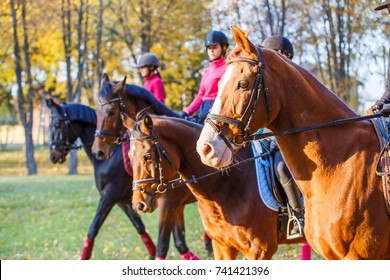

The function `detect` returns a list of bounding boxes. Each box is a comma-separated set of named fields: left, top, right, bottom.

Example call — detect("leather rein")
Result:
left=129, top=124, right=269, bottom=198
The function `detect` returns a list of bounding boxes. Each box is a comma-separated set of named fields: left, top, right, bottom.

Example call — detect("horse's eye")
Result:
left=108, top=109, right=115, bottom=116
left=143, top=154, right=152, bottom=162
left=238, top=81, right=249, bottom=89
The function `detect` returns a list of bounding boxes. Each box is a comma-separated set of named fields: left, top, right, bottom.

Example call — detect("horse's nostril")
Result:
left=202, top=144, right=214, bottom=159
left=137, top=202, right=146, bottom=212
left=96, top=150, right=104, bottom=158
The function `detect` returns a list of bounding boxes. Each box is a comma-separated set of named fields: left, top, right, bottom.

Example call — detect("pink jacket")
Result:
left=144, top=73, right=165, bottom=103
left=184, top=57, right=226, bottom=116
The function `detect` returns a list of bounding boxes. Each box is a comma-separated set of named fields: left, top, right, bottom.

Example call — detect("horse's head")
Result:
left=92, top=73, right=128, bottom=160
left=122, top=113, right=178, bottom=214
left=197, top=25, right=278, bottom=168
left=46, top=98, right=80, bottom=164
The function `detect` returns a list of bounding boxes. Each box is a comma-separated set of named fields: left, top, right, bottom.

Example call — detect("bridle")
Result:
left=205, top=47, right=271, bottom=151
left=94, top=90, right=127, bottom=145
left=49, top=112, right=82, bottom=153
left=130, top=130, right=182, bottom=198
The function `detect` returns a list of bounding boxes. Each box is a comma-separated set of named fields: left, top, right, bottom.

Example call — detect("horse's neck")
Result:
left=159, top=120, right=241, bottom=200
left=77, top=122, right=97, bottom=163
left=268, top=69, right=377, bottom=194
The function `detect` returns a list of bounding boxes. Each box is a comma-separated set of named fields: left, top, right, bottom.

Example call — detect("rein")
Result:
left=247, top=112, right=389, bottom=141
left=167, top=151, right=268, bottom=189
left=130, top=124, right=270, bottom=196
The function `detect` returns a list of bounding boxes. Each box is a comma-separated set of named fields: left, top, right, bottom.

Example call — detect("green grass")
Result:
left=0, top=145, right=321, bottom=260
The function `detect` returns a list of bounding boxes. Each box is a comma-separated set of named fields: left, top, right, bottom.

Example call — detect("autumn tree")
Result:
left=9, top=0, right=37, bottom=174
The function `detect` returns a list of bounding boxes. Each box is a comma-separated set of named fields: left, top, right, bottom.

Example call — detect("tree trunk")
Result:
left=10, top=0, right=37, bottom=175
left=61, top=0, right=78, bottom=174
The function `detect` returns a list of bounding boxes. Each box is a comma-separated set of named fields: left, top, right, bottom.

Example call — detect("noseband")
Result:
left=205, top=48, right=270, bottom=150
left=94, top=93, right=127, bottom=145
left=130, top=130, right=181, bottom=198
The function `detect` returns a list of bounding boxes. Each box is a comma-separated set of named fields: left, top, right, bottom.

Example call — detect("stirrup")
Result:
left=286, top=204, right=304, bottom=240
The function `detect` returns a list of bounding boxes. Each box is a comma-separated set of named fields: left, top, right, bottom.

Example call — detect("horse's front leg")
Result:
left=172, top=205, right=200, bottom=260
left=82, top=193, right=115, bottom=260
left=156, top=201, right=176, bottom=260
left=212, top=239, right=239, bottom=260
left=117, top=202, right=156, bottom=259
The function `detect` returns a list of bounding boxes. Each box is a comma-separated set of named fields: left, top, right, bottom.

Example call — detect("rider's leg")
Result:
left=274, top=150, right=304, bottom=236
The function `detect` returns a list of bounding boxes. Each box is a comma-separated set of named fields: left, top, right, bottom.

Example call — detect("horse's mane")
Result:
left=131, top=114, right=202, bottom=139
left=58, top=103, right=96, bottom=124
left=228, top=43, right=354, bottom=113
left=100, top=81, right=180, bottom=118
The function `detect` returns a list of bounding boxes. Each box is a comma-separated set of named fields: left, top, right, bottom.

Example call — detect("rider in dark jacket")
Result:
left=371, top=1, right=390, bottom=112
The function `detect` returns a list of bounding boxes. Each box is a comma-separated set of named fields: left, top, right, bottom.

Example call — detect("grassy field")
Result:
left=0, top=145, right=320, bottom=260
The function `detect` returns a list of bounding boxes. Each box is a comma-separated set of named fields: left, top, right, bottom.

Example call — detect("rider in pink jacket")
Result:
left=179, top=31, right=229, bottom=123
left=136, top=52, right=165, bottom=103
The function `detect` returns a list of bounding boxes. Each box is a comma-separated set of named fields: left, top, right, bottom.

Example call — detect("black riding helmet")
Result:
left=205, top=30, right=229, bottom=48
left=263, top=35, right=294, bottom=59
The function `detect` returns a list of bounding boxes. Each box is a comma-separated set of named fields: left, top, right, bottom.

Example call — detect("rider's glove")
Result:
left=178, top=111, right=188, bottom=119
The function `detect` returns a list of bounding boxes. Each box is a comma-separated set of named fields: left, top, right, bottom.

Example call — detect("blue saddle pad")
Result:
left=251, top=140, right=281, bottom=212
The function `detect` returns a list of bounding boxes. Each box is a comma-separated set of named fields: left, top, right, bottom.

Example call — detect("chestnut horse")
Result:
left=46, top=99, right=156, bottom=259
left=197, top=25, right=390, bottom=259
left=91, top=74, right=206, bottom=260
left=123, top=113, right=306, bottom=260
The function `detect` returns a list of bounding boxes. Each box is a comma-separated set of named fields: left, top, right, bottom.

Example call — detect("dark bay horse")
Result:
left=47, top=99, right=156, bottom=259
left=91, top=74, right=205, bottom=260
left=47, top=99, right=200, bottom=260
left=123, top=113, right=306, bottom=259
left=197, top=25, right=390, bottom=259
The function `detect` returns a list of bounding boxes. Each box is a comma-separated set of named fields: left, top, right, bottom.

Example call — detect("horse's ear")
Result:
left=101, top=73, right=110, bottom=88
left=120, top=112, right=136, bottom=130
left=112, top=76, right=127, bottom=96
left=46, top=97, right=61, bottom=112
left=231, top=25, right=258, bottom=56
left=143, top=115, right=154, bottom=131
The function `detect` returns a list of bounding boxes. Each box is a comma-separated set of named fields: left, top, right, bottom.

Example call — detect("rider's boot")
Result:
left=283, top=178, right=305, bottom=239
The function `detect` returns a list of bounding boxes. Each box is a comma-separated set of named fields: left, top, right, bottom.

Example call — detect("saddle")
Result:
left=372, top=118, right=390, bottom=216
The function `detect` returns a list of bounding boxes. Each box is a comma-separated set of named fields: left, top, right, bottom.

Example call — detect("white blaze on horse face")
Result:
left=196, top=66, right=234, bottom=168
left=210, top=65, right=234, bottom=115
left=130, top=144, right=137, bottom=158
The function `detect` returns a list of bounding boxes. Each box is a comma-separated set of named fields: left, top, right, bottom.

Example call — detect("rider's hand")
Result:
left=371, top=103, right=383, bottom=113
left=379, top=104, right=390, bottom=117
left=178, top=111, right=188, bottom=119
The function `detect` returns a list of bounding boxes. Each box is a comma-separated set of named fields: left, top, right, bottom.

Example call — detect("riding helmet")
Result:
left=136, top=52, right=161, bottom=68
left=263, top=35, right=294, bottom=59
left=205, top=31, right=229, bottom=48
left=375, top=0, right=390, bottom=11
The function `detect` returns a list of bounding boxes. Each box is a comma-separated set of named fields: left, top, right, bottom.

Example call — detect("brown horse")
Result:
left=196, top=25, right=390, bottom=259
left=91, top=74, right=206, bottom=260
left=123, top=113, right=306, bottom=259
